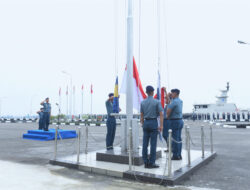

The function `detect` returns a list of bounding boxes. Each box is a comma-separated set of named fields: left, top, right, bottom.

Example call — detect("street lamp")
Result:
left=238, top=40, right=250, bottom=45
left=62, top=70, right=73, bottom=117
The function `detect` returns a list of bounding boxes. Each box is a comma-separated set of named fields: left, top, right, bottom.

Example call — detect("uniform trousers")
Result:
left=169, top=119, right=184, bottom=158
left=142, top=119, right=158, bottom=165
left=106, top=116, right=116, bottom=150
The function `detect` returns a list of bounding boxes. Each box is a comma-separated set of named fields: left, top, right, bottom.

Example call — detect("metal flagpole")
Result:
left=157, top=0, right=161, bottom=75
left=66, top=86, right=69, bottom=117
left=73, top=86, right=75, bottom=117
left=91, top=84, right=93, bottom=115
left=126, top=0, right=134, bottom=171
left=81, top=85, right=84, bottom=116
left=59, top=87, right=61, bottom=116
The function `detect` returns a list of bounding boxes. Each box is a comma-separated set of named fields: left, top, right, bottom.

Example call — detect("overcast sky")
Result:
left=0, top=0, right=250, bottom=116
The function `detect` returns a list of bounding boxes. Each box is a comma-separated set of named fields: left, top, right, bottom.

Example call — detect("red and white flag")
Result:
left=120, top=57, right=147, bottom=111
left=90, top=84, right=93, bottom=94
left=81, top=84, right=84, bottom=91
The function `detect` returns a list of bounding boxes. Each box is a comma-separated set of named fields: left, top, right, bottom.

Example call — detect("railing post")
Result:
left=201, top=125, right=205, bottom=158
left=168, top=129, right=172, bottom=177
left=185, top=125, right=188, bottom=149
left=186, top=126, right=191, bottom=166
left=210, top=125, right=214, bottom=153
left=54, top=125, right=59, bottom=160
left=85, top=125, right=89, bottom=154
left=77, top=126, right=81, bottom=163
left=128, top=127, right=133, bottom=171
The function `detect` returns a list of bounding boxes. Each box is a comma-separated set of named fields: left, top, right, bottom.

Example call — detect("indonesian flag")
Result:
left=91, top=84, right=93, bottom=94
left=120, top=57, right=147, bottom=111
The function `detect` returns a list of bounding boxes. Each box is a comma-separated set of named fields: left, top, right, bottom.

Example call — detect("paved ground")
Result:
left=0, top=121, right=249, bottom=190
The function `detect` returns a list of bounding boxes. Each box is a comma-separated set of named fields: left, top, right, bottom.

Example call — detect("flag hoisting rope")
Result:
left=113, top=0, right=119, bottom=113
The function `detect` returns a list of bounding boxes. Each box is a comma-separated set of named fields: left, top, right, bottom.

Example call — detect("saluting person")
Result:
left=166, top=89, right=183, bottom=160
left=140, top=86, right=163, bottom=169
left=105, top=93, right=116, bottom=150
left=40, top=97, right=51, bottom=131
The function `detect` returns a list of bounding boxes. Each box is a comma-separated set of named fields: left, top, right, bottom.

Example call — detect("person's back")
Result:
left=141, top=96, right=162, bottom=119
left=140, top=86, right=163, bottom=169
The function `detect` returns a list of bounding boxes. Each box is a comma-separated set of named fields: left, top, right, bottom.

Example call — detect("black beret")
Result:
left=108, top=93, right=114, bottom=97
left=171, top=89, right=180, bottom=95
left=146, top=86, right=154, bottom=93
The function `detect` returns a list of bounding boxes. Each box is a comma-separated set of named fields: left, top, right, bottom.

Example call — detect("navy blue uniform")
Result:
left=163, top=105, right=171, bottom=143
left=38, top=112, right=44, bottom=130
left=42, top=103, right=51, bottom=131
left=106, top=100, right=116, bottom=150
left=141, top=96, right=163, bottom=165
left=167, top=97, right=183, bottom=158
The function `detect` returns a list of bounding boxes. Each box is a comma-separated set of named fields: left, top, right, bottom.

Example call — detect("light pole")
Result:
left=238, top=40, right=250, bottom=45
left=62, top=71, right=73, bottom=117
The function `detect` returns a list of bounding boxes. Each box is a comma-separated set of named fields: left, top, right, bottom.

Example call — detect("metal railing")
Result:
left=52, top=122, right=214, bottom=178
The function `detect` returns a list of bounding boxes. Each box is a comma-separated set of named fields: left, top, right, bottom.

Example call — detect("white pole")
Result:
left=66, top=88, right=69, bottom=117
left=157, top=0, right=161, bottom=70
left=73, top=86, right=75, bottom=117
left=81, top=88, right=84, bottom=116
left=70, top=76, right=73, bottom=118
left=126, top=0, right=134, bottom=126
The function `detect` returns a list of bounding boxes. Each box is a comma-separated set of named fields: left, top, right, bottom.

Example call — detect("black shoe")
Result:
left=164, top=149, right=169, bottom=153
left=144, top=163, right=149, bottom=168
left=147, top=164, right=160, bottom=169
left=171, top=157, right=181, bottom=160
left=44, top=129, right=48, bottom=131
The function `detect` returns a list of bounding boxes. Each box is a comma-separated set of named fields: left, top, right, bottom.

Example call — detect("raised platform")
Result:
left=23, top=129, right=77, bottom=141
left=96, top=148, right=162, bottom=166
left=49, top=147, right=216, bottom=185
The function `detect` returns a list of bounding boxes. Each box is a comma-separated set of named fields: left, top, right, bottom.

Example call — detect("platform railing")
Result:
left=52, top=122, right=215, bottom=178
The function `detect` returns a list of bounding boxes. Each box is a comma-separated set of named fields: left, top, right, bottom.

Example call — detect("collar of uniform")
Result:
left=147, top=96, right=153, bottom=99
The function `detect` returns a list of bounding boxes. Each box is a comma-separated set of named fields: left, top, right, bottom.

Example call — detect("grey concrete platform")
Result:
left=96, top=148, right=162, bottom=166
left=49, top=147, right=216, bottom=186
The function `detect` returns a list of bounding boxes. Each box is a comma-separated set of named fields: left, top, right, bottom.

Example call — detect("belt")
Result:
left=145, top=118, right=157, bottom=120
left=169, top=118, right=182, bottom=120
left=164, top=118, right=169, bottom=120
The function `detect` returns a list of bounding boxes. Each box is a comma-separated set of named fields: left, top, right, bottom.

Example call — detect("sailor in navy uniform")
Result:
left=105, top=93, right=116, bottom=150
left=140, top=86, right=163, bottom=168
left=40, top=97, right=51, bottom=131
left=37, top=108, right=44, bottom=130
left=166, top=89, right=183, bottom=160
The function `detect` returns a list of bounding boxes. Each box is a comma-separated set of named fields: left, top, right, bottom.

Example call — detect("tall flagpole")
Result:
left=81, top=84, right=84, bottom=116
left=66, top=86, right=69, bottom=116
left=90, top=84, right=93, bottom=115
left=59, top=87, right=61, bottom=114
left=73, top=85, right=75, bottom=117
left=126, top=0, right=133, bottom=121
